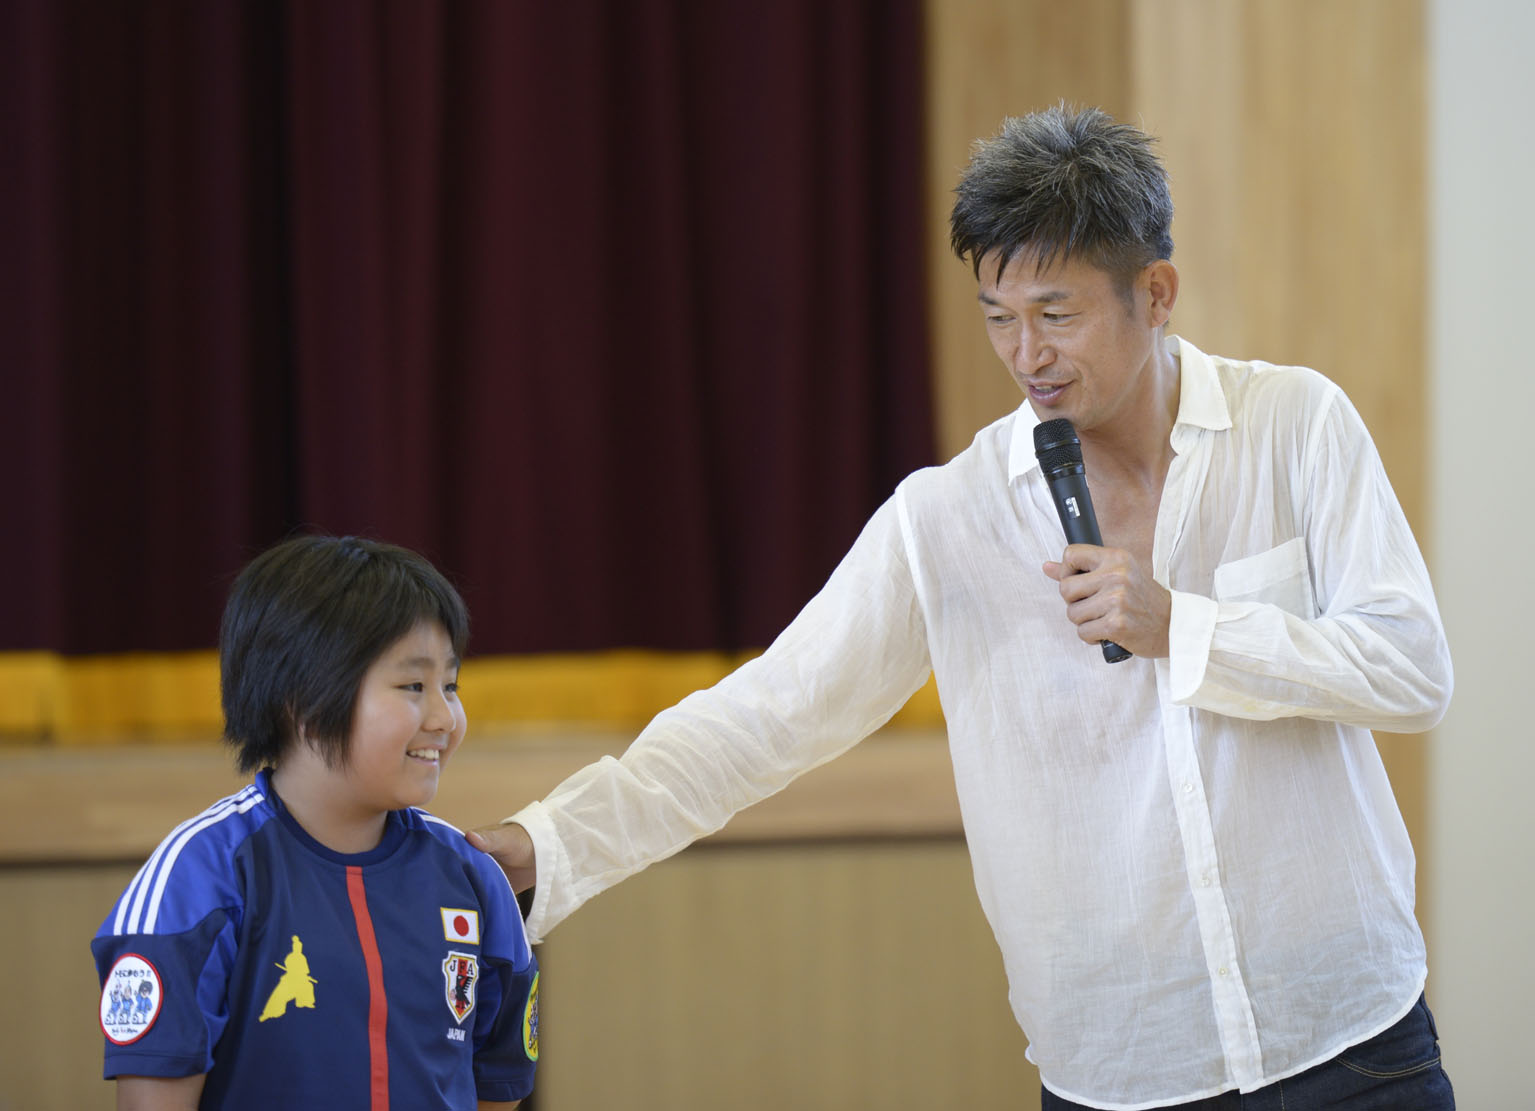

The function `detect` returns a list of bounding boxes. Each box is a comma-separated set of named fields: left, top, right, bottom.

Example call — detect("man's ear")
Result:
left=1144, top=259, right=1179, bottom=327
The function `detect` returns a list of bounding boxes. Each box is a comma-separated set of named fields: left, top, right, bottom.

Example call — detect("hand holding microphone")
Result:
left=1033, top=418, right=1132, bottom=664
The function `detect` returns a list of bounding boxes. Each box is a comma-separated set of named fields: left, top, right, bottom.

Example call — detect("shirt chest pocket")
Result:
left=1211, top=535, right=1317, bottom=619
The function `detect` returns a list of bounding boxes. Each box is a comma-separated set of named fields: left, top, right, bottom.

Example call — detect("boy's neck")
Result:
left=269, top=761, right=389, bottom=854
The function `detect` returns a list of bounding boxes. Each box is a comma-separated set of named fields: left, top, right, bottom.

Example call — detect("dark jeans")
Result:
left=1041, top=995, right=1454, bottom=1110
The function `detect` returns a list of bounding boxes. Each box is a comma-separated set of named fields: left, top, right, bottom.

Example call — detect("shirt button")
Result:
left=1183, top=782, right=1195, bottom=794
left=1218, top=967, right=1229, bottom=976
left=1201, top=874, right=1213, bottom=887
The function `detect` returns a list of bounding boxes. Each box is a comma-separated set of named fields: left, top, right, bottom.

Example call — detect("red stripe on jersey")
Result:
left=346, top=866, right=390, bottom=1109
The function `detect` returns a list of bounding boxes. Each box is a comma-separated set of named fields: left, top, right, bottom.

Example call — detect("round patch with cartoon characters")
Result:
left=100, top=953, right=163, bottom=1045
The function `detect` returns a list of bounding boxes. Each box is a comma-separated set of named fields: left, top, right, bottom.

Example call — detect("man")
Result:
left=470, top=105, right=1454, bottom=1108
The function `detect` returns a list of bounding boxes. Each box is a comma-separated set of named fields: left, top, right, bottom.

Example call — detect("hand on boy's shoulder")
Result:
left=467, top=823, right=536, bottom=894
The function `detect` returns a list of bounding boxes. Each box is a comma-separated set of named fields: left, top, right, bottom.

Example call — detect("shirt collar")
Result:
left=1006, top=334, right=1232, bottom=481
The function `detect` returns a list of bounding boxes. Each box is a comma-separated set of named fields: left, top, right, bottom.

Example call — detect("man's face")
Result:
left=977, top=250, right=1169, bottom=436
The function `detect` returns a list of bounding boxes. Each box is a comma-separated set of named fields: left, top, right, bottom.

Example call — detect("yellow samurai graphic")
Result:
left=259, top=935, right=317, bottom=1022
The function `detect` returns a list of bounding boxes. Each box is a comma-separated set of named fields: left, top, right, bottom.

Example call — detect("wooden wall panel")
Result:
left=0, top=864, right=137, bottom=1111
left=926, top=0, right=1426, bottom=508
left=924, top=0, right=1429, bottom=931
left=1128, top=0, right=1431, bottom=919
left=1129, top=0, right=1427, bottom=522
left=534, top=841, right=1036, bottom=1110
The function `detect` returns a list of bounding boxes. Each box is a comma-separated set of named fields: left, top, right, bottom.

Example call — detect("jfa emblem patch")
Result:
left=443, top=951, right=479, bottom=1024
left=100, top=954, right=163, bottom=1045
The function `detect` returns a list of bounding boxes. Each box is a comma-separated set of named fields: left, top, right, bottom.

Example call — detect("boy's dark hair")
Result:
left=219, top=534, right=469, bottom=774
left=949, top=104, right=1174, bottom=298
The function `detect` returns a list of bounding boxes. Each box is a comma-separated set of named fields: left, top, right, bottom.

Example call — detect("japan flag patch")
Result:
left=441, top=907, right=480, bottom=945
left=100, top=954, right=163, bottom=1045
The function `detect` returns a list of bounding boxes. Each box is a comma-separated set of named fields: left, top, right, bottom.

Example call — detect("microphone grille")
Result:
left=1032, top=418, right=1083, bottom=467
left=1036, top=442, right=1083, bottom=474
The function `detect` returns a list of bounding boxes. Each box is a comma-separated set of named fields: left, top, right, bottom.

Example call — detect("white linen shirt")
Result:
left=510, top=336, right=1453, bottom=1109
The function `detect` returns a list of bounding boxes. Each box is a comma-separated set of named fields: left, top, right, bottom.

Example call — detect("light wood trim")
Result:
left=0, top=728, right=959, bottom=865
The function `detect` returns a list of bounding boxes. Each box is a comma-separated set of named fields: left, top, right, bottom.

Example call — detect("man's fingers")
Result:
left=1041, top=544, right=1171, bottom=657
left=1061, top=543, right=1111, bottom=574
left=467, top=822, right=537, bottom=893
left=465, top=827, right=498, bottom=852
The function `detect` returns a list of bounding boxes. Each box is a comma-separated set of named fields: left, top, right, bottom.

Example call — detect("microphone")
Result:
left=1032, top=418, right=1132, bottom=663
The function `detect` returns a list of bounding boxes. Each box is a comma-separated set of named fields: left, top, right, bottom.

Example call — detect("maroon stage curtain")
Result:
left=0, top=0, right=934, bottom=656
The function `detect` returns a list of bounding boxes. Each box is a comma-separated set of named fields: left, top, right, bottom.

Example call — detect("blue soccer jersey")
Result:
left=92, top=770, right=538, bottom=1108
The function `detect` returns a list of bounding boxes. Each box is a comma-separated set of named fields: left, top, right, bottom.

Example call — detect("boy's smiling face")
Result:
left=342, top=619, right=467, bottom=812
left=273, top=619, right=466, bottom=851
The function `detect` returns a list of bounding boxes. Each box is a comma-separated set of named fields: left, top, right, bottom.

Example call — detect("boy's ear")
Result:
left=284, top=705, right=313, bottom=754
left=290, top=716, right=351, bottom=770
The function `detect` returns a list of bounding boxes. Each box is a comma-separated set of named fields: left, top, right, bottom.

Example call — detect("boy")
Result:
left=92, top=535, right=538, bottom=1109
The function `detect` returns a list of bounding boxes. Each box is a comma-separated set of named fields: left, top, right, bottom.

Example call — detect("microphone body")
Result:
left=1032, top=418, right=1132, bottom=664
